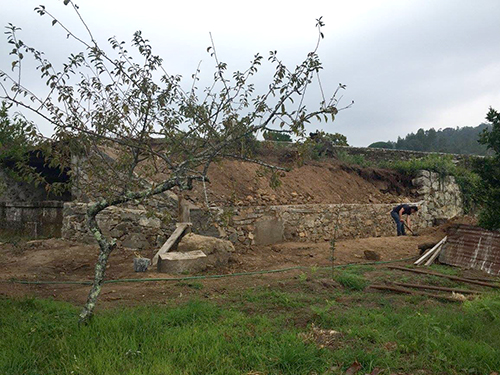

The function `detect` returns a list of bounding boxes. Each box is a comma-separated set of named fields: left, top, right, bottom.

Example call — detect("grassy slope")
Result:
left=1, top=266, right=500, bottom=375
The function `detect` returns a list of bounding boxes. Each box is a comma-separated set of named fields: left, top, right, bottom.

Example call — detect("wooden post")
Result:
left=178, top=194, right=191, bottom=223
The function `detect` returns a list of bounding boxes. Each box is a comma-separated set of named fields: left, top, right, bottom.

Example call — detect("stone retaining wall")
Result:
left=220, top=203, right=421, bottom=246
left=0, top=201, right=64, bottom=238
left=61, top=168, right=464, bottom=248
left=62, top=203, right=175, bottom=250
left=412, top=170, right=463, bottom=226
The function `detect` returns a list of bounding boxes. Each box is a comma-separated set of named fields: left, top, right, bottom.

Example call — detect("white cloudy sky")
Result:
left=1, top=0, right=500, bottom=146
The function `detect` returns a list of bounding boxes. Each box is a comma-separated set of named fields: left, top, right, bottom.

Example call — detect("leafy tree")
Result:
left=476, top=107, right=500, bottom=230
left=0, top=103, right=39, bottom=162
left=262, top=130, right=292, bottom=142
left=368, top=141, right=394, bottom=149
left=0, top=102, right=65, bottom=193
left=0, top=5, right=344, bottom=322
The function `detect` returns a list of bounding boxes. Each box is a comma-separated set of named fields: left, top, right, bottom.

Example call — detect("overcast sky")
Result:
left=1, top=0, right=500, bottom=146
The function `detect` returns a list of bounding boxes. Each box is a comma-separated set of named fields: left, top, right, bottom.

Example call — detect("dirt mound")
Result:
left=186, top=159, right=411, bottom=206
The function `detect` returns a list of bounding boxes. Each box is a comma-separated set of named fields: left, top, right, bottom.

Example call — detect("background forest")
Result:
left=369, top=124, right=492, bottom=155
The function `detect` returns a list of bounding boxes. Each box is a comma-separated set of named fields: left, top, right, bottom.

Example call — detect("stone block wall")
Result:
left=60, top=168, right=464, bottom=248
left=412, top=170, right=463, bottom=226
left=62, top=202, right=175, bottom=250
left=0, top=201, right=64, bottom=238
left=220, top=203, right=422, bottom=246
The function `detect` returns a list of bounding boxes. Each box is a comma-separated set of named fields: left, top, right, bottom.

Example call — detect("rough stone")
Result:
left=122, top=233, right=151, bottom=250
left=133, top=257, right=151, bottom=272
left=364, top=250, right=381, bottom=261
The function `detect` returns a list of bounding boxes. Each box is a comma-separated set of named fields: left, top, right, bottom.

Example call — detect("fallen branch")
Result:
left=393, top=282, right=483, bottom=294
left=369, top=284, right=458, bottom=302
left=388, top=266, right=500, bottom=289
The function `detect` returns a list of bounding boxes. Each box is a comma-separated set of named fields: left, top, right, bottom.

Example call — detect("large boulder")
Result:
left=176, top=233, right=235, bottom=269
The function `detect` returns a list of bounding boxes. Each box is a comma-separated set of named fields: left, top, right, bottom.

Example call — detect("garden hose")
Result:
left=1, top=256, right=418, bottom=286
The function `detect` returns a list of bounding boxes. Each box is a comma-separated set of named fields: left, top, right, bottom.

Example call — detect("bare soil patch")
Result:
left=185, top=159, right=412, bottom=206
left=0, top=225, right=446, bottom=309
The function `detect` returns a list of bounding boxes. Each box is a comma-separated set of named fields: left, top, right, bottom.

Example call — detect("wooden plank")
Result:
left=414, top=236, right=447, bottom=265
left=369, top=284, right=458, bottom=302
left=388, top=266, right=500, bottom=289
left=393, top=282, right=483, bottom=294
left=152, top=223, right=191, bottom=266
left=424, top=241, right=445, bottom=266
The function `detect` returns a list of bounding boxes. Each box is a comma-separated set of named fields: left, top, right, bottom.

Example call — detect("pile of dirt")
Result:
left=185, top=159, right=412, bottom=206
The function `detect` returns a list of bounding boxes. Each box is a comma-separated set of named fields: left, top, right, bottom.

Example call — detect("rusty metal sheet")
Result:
left=439, top=225, right=500, bottom=276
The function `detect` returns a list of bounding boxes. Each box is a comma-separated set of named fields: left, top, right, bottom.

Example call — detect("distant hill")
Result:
left=368, top=124, right=492, bottom=155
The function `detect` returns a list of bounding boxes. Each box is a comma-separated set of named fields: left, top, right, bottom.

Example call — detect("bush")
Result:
left=335, top=150, right=372, bottom=168
left=476, top=107, right=500, bottom=230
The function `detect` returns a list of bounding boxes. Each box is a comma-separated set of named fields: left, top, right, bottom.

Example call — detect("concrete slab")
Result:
left=254, top=218, right=284, bottom=246
left=157, top=250, right=207, bottom=274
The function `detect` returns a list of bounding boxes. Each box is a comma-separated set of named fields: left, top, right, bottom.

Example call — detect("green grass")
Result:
left=0, top=298, right=327, bottom=375
left=2, top=268, right=500, bottom=374
left=333, top=270, right=369, bottom=291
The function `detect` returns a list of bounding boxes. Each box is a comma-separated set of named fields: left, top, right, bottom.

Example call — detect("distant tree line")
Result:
left=369, top=124, right=492, bottom=155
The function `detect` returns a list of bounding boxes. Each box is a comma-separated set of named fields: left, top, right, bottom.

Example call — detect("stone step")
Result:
left=157, top=250, right=207, bottom=274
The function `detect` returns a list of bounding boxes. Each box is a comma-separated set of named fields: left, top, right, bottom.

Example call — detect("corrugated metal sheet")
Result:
left=439, top=225, right=500, bottom=276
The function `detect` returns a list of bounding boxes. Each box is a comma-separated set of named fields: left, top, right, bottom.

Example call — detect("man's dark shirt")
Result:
left=392, top=204, right=412, bottom=215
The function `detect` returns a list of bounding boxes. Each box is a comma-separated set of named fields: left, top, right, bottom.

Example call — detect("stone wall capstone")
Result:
left=330, top=145, right=480, bottom=168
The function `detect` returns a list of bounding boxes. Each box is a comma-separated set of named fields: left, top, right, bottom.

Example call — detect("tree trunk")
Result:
left=79, top=207, right=115, bottom=324
left=78, top=240, right=112, bottom=323
left=77, top=178, right=184, bottom=323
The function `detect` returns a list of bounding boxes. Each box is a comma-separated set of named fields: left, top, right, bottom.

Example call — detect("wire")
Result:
left=0, top=256, right=418, bottom=286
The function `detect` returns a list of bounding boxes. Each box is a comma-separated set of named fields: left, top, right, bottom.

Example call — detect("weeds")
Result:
left=335, top=150, right=372, bottom=167
left=334, top=270, right=368, bottom=291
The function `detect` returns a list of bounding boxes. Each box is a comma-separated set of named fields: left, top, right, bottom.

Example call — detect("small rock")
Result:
left=364, top=250, right=381, bottom=261
left=133, top=257, right=151, bottom=272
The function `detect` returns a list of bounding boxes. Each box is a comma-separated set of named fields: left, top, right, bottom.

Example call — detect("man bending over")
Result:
left=390, top=204, right=418, bottom=236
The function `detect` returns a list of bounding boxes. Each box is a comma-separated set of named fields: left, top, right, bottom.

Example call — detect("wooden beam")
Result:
left=414, top=236, right=447, bottom=266
left=388, top=266, right=500, bottom=289
left=423, top=241, right=445, bottom=266
left=393, top=282, right=483, bottom=294
left=369, top=284, right=458, bottom=302
left=152, top=222, right=191, bottom=266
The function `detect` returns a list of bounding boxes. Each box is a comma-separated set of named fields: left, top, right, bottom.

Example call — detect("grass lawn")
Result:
left=1, top=266, right=500, bottom=375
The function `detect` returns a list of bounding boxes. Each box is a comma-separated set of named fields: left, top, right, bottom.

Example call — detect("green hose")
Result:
left=1, top=256, right=418, bottom=286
